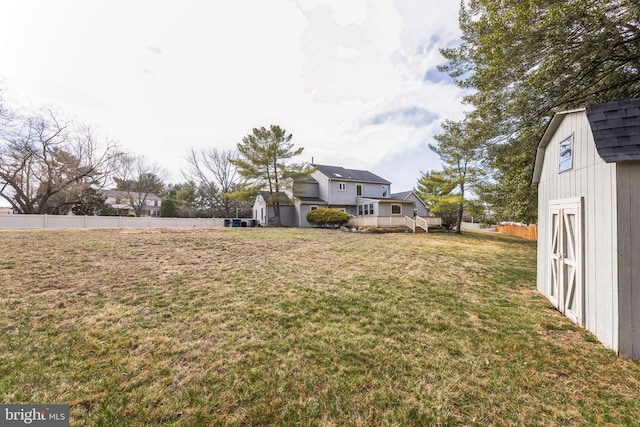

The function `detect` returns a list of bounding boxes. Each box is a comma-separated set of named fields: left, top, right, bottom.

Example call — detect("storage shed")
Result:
left=532, top=98, right=640, bottom=359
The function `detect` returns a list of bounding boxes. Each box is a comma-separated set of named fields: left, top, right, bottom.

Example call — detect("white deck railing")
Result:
left=348, top=216, right=440, bottom=232
left=415, top=216, right=429, bottom=233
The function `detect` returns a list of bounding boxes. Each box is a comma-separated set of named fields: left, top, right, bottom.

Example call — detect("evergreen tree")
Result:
left=428, top=120, right=483, bottom=234
left=440, top=0, right=640, bottom=222
left=230, top=125, right=313, bottom=226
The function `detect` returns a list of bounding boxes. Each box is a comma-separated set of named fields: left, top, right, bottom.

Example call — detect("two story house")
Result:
left=101, top=189, right=162, bottom=217
left=253, top=164, right=429, bottom=229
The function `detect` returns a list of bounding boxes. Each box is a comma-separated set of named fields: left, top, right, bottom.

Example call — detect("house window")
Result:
left=310, top=205, right=318, bottom=211
left=358, top=205, right=363, bottom=216
left=391, top=204, right=402, bottom=215
left=364, top=204, right=369, bottom=215
left=339, top=182, right=347, bottom=191
left=559, top=134, right=573, bottom=173
left=356, top=184, right=363, bottom=196
left=381, top=185, right=389, bottom=198
left=369, top=203, right=374, bottom=215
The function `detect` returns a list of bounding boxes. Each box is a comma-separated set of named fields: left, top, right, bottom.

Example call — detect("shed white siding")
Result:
left=536, top=110, right=618, bottom=350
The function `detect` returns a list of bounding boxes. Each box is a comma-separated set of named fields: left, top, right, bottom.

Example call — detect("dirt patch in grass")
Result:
left=1, top=228, right=639, bottom=425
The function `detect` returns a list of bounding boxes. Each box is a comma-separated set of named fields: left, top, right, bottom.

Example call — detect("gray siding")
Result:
left=311, top=169, right=391, bottom=206
left=616, top=162, right=640, bottom=358
left=264, top=205, right=295, bottom=227
left=400, top=192, right=429, bottom=216
left=294, top=182, right=319, bottom=198
left=297, top=204, right=313, bottom=227
left=295, top=203, right=328, bottom=227
left=377, top=202, right=413, bottom=217
left=361, top=182, right=389, bottom=199
left=328, top=181, right=357, bottom=205
left=537, top=110, right=618, bottom=351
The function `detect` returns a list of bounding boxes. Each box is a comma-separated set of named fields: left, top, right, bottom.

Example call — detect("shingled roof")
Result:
left=314, top=165, right=391, bottom=184
left=586, top=98, right=640, bottom=163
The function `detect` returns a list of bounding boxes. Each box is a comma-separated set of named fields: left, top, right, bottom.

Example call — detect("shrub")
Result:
left=306, top=208, right=350, bottom=228
left=161, top=199, right=177, bottom=217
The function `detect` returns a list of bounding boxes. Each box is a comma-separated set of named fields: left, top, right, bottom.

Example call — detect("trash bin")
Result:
left=224, top=219, right=231, bottom=227
left=241, top=221, right=247, bottom=227
left=232, top=219, right=242, bottom=227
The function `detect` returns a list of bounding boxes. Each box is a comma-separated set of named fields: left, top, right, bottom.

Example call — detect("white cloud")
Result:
left=0, top=0, right=465, bottom=192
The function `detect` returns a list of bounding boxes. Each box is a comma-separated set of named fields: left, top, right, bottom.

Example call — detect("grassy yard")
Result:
left=1, top=227, right=639, bottom=426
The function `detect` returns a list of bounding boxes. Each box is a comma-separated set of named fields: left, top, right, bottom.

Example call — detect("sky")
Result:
left=0, top=0, right=468, bottom=193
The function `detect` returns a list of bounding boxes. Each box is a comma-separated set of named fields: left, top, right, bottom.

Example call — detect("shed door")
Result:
left=549, top=199, right=583, bottom=325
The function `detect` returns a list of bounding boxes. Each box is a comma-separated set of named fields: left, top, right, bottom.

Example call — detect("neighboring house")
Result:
left=0, top=207, right=13, bottom=215
left=252, top=164, right=431, bottom=230
left=532, top=98, right=640, bottom=359
left=101, top=189, right=162, bottom=217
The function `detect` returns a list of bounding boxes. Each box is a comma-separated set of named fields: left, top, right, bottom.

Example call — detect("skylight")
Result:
left=334, top=173, right=342, bottom=177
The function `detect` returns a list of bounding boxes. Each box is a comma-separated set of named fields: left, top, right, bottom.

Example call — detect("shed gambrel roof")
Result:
left=533, top=98, right=640, bottom=184
left=585, top=98, right=640, bottom=163
left=314, top=165, right=391, bottom=184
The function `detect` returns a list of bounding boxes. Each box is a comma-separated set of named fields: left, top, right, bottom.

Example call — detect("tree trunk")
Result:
left=273, top=202, right=281, bottom=227
left=455, top=202, right=463, bottom=234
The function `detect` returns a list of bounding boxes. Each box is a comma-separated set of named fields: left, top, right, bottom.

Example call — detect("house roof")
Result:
left=391, top=190, right=429, bottom=209
left=585, top=98, right=640, bottom=163
left=390, top=190, right=413, bottom=200
left=296, top=175, right=318, bottom=184
left=296, top=196, right=327, bottom=204
left=259, top=191, right=293, bottom=205
left=314, top=164, right=391, bottom=184
left=359, top=197, right=415, bottom=204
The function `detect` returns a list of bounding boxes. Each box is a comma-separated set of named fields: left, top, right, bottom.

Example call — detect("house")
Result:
left=253, top=191, right=297, bottom=226
left=101, top=189, right=162, bottom=217
left=390, top=190, right=430, bottom=217
left=0, top=207, right=13, bottom=215
left=253, top=164, right=430, bottom=231
left=532, top=98, right=640, bottom=359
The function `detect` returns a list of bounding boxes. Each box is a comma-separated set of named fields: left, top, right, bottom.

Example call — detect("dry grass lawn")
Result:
left=1, top=227, right=639, bottom=426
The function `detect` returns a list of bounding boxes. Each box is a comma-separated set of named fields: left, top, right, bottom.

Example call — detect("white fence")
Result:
left=461, top=221, right=497, bottom=232
left=0, top=214, right=227, bottom=230
left=348, top=216, right=441, bottom=229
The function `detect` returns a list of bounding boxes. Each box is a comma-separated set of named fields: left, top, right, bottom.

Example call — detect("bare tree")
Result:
left=183, top=147, right=243, bottom=217
left=113, top=154, right=167, bottom=217
left=0, top=93, right=13, bottom=127
left=0, top=108, right=120, bottom=214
